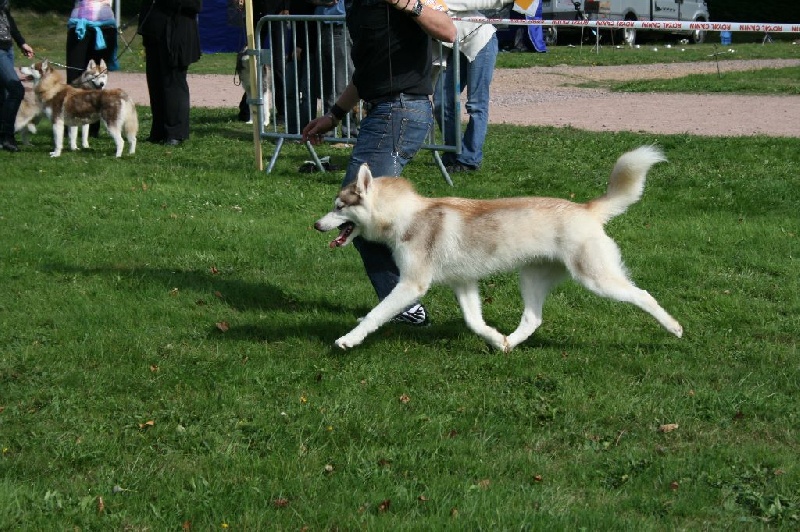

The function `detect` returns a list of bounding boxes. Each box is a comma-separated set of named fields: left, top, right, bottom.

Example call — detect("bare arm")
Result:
left=386, top=0, right=457, bottom=43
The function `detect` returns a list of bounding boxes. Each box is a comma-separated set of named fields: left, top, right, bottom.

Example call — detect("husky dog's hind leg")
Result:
left=505, top=262, right=568, bottom=351
left=124, top=102, right=138, bottom=155
left=565, top=235, right=683, bottom=338
left=451, top=282, right=508, bottom=351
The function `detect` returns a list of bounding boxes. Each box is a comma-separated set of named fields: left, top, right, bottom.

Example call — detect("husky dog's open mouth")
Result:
left=330, top=222, right=355, bottom=248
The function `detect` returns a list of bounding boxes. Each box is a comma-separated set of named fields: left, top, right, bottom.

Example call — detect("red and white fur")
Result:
left=16, top=59, right=109, bottom=146
left=314, top=146, right=683, bottom=352
left=23, top=60, right=137, bottom=157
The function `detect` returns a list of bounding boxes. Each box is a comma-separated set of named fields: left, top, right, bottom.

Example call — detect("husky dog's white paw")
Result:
left=502, top=337, right=512, bottom=353
left=49, top=151, right=61, bottom=157
left=335, top=331, right=365, bottom=350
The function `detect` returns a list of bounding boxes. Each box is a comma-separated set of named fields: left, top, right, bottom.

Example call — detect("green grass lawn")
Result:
left=1, top=110, right=798, bottom=529
left=2, top=9, right=798, bottom=530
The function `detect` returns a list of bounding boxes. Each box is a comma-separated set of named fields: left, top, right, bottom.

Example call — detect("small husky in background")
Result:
left=23, top=60, right=137, bottom=158
left=314, top=146, right=683, bottom=352
left=236, top=47, right=272, bottom=126
left=16, top=59, right=110, bottom=146
left=72, top=58, right=109, bottom=90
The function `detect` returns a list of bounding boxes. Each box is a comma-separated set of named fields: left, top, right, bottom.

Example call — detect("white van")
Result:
left=541, top=0, right=710, bottom=45
left=605, top=0, right=711, bottom=44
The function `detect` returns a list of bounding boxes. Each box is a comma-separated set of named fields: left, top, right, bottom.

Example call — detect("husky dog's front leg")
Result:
left=50, top=119, right=65, bottom=157
left=336, top=282, right=426, bottom=349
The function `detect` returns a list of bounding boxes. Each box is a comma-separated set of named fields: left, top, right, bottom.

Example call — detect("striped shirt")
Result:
left=70, top=0, right=115, bottom=22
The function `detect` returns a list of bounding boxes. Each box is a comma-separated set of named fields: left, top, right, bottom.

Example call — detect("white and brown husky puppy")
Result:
left=16, top=59, right=110, bottom=146
left=314, top=146, right=683, bottom=352
left=23, top=60, right=137, bottom=157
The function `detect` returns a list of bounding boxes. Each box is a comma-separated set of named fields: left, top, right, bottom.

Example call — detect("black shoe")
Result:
left=164, top=138, right=184, bottom=146
left=445, top=163, right=478, bottom=173
left=2, top=137, right=19, bottom=152
left=146, top=136, right=165, bottom=144
left=391, top=304, right=430, bottom=326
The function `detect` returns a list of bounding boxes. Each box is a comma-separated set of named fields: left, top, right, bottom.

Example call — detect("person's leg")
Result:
left=432, top=48, right=457, bottom=166
left=143, top=37, right=167, bottom=142
left=283, top=58, right=304, bottom=135
left=149, top=32, right=190, bottom=143
left=320, top=25, right=334, bottom=112
left=98, top=25, right=118, bottom=69
left=324, top=25, right=356, bottom=135
left=345, top=97, right=433, bottom=301
left=268, top=21, right=286, bottom=121
left=457, top=34, right=498, bottom=169
left=329, top=25, right=352, bottom=108
left=287, top=22, right=320, bottom=135
left=162, top=64, right=191, bottom=141
left=65, top=27, right=90, bottom=86
left=0, top=48, right=24, bottom=149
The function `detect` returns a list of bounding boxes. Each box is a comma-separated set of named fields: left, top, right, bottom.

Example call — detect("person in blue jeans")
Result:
left=433, top=8, right=499, bottom=173
left=0, top=0, right=35, bottom=152
left=302, top=0, right=455, bottom=326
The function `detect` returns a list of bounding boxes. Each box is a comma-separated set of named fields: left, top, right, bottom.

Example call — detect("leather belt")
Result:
left=364, top=93, right=430, bottom=114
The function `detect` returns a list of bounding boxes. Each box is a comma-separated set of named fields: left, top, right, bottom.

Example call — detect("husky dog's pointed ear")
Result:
left=87, top=59, right=96, bottom=69
left=41, top=59, right=49, bottom=71
left=355, top=163, right=373, bottom=196
left=99, top=59, right=107, bottom=70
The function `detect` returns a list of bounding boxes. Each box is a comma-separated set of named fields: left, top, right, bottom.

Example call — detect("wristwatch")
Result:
left=409, top=0, right=424, bottom=17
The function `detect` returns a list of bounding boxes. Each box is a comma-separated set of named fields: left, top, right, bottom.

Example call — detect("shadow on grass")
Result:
left=44, top=262, right=349, bottom=314
left=215, top=319, right=475, bottom=351
left=42, top=262, right=672, bottom=351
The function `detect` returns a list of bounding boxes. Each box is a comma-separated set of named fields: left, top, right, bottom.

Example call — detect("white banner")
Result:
left=452, top=17, right=800, bottom=34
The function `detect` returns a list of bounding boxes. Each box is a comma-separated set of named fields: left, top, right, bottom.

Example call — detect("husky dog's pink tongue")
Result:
left=330, top=222, right=354, bottom=248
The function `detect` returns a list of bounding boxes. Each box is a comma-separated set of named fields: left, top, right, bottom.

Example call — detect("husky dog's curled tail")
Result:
left=588, top=145, right=667, bottom=224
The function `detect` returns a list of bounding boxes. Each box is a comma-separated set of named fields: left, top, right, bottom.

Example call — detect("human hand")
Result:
left=21, top=44, right=34, bottom=59
left=302, top=115, right=336, bottom=145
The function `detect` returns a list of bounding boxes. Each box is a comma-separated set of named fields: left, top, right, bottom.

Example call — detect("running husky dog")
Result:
left=16, top=59, right=110, bottom=146
left=23, top=60, right=137, bottom=157
left=314, top=146, right=683, bottom=352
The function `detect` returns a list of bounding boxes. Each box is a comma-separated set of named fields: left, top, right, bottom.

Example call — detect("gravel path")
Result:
left=105, top=58, right=800, bottom=137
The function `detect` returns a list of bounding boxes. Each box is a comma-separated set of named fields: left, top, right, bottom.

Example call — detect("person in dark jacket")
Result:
left=138, top=0, right=202, bottom=146
left=0, top=0, right=35, bottom=152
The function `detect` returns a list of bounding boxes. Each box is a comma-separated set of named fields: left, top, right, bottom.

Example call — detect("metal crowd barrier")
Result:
left=250, top=14, right=462, bottom=185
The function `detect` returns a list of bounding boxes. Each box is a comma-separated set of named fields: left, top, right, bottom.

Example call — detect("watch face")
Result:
left=412, top=0, right=423, bottom=15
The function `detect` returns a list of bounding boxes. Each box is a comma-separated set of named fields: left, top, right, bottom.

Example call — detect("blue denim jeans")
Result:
left=0, top=47, right=25, bottom=138
left=433, top=34, right=498, bottom=168
left=343, top=95, right=433, bottom=300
